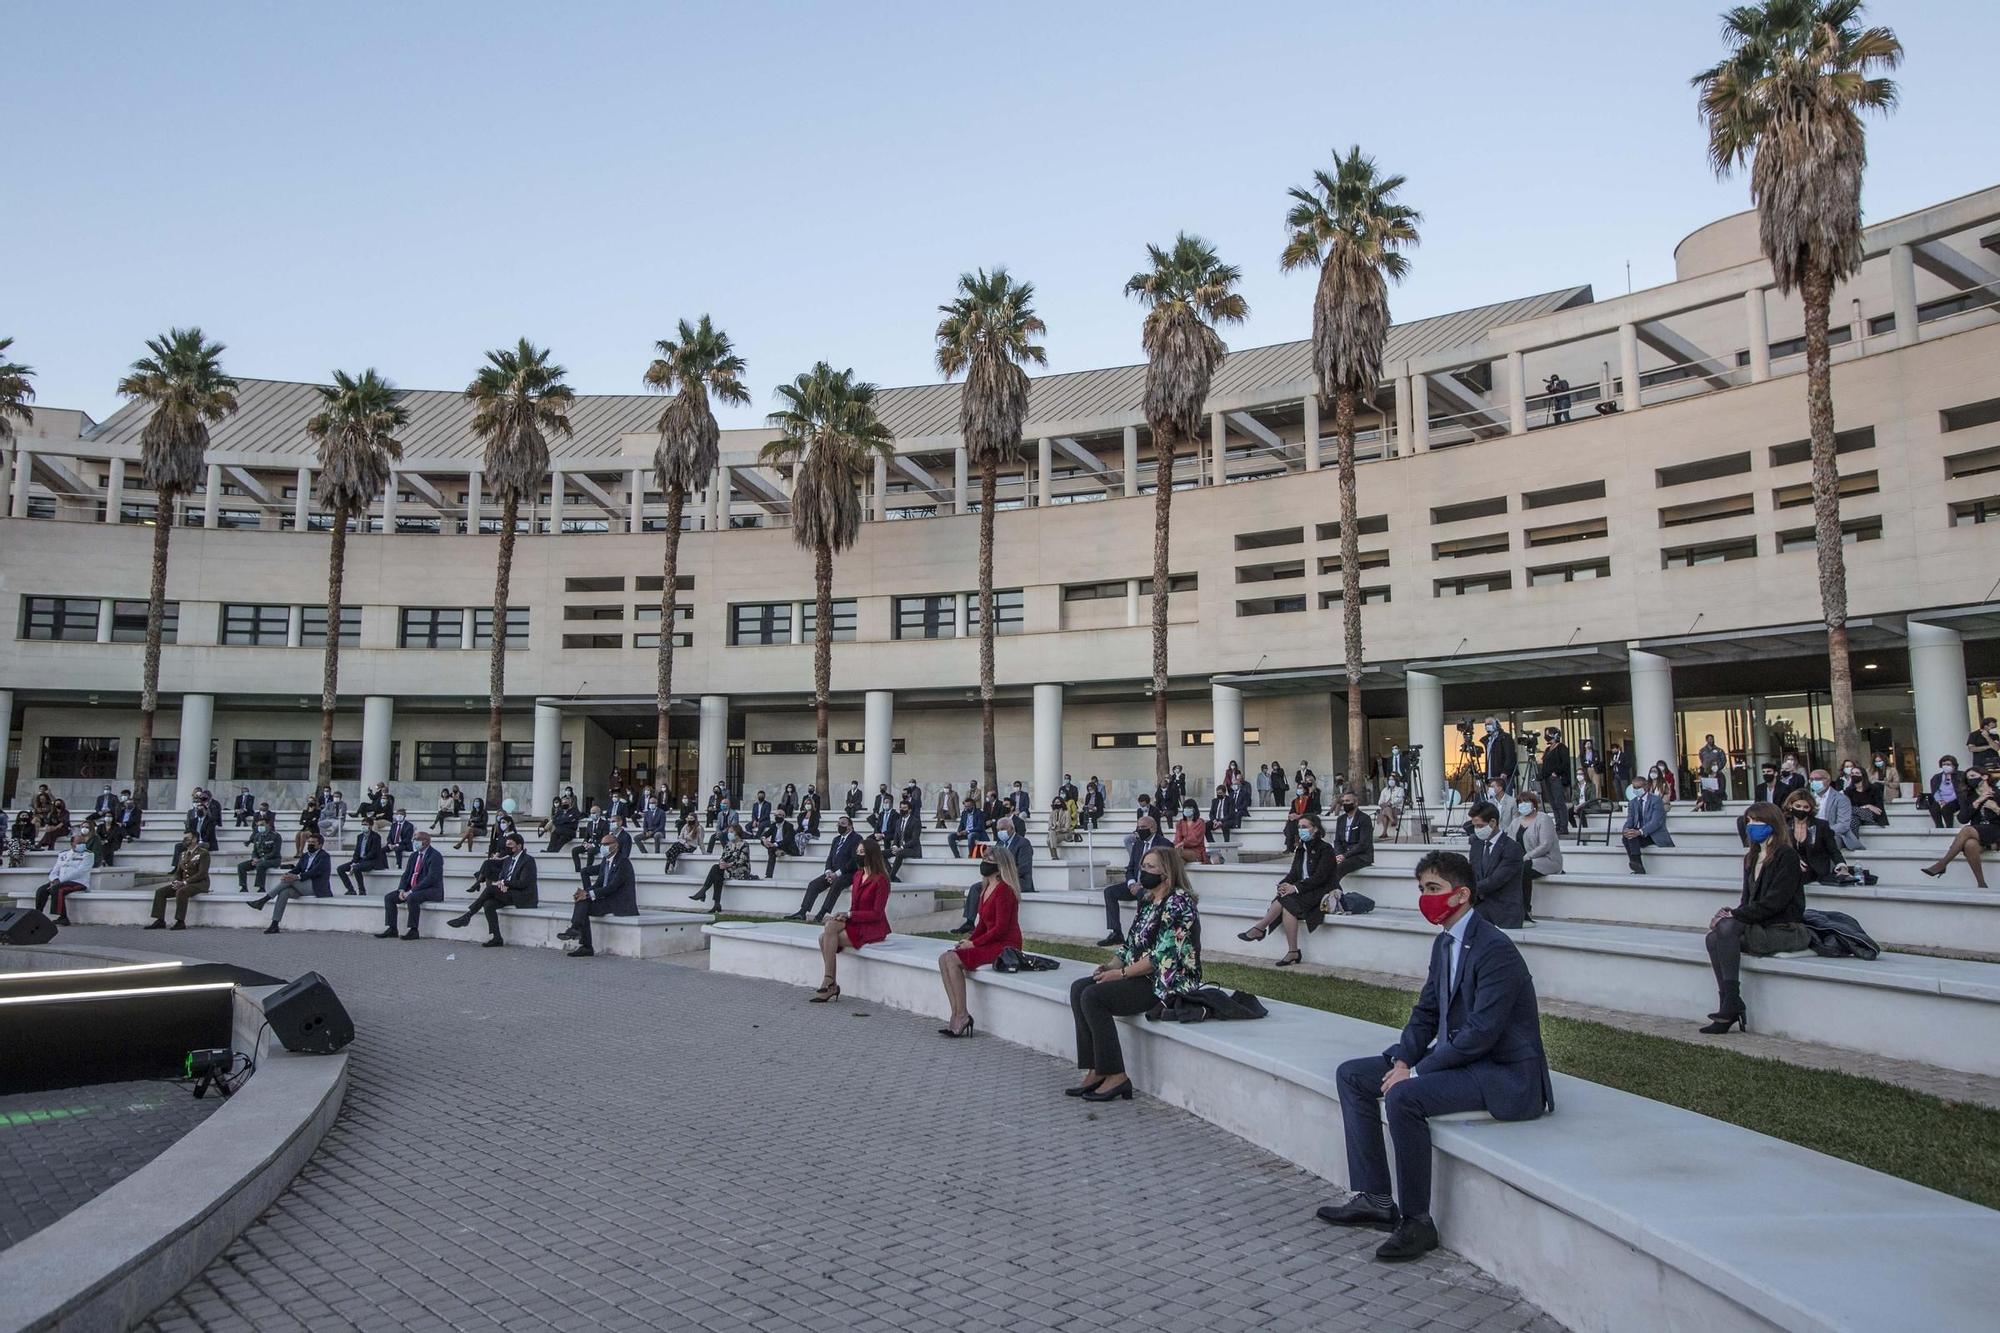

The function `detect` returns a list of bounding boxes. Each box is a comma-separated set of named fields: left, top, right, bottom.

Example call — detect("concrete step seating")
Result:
left=704, top=920, right=1995, bottom=1333
left=8, top=887, right=711, bottom=958
left=1016, top=891, right=2000, bottom=1077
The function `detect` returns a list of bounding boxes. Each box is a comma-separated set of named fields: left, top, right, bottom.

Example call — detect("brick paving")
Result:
left=0, top=1079, right=221, bottom=1249
left=61, top=924, right=1559, bottom=1332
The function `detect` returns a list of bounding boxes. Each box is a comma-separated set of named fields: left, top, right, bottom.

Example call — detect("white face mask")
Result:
left=1473, top=825, right=1495, bottom=841
left=1519, top=804, right=1537, bottom=817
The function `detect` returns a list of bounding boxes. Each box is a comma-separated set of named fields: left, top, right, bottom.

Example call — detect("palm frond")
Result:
left=1280, top=147, right=1421, bottom=395
left=464, top=338, right=574, bottom=506
left=116, top=327, right=240, bottom=496
left=0, top=336, right=34, bottom=442
left=307, top=368, right=408, bottom=514
left=646, top=315, right=749, bottom=498
left=935, top=267, right=1046, bottom=469
left=763, top=362, right=894, bottom=557
left=1125, top=232, right=1248, bottom=443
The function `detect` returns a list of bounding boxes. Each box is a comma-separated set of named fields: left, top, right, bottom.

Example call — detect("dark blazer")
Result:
left=1006, top=830, right=1035, bottom=893
left=1282, top=839, right=1338, bottom=907
left=590, top=854, right=638, bottom=915
left=1009, top=788, right=1030, bottom=814
left=843, top=787, right=865, bottom=815
left=1735, top=847, right=1806, bottom=926
left=823, top=830, right=862, bottom=874
left=94, top=790, right=120, bottom=816
left=348, top=830, right=387, bottom=871
left=1328, top=810, right=1373, bottom=871
left=503, top=851, right=539, bottom=905
left=749, top=799, right=773, bottom=828
left=1538, top=742, right=1572, bottom=786
left=1484, top=730, right=1518, bottom=784
left=1123, top=832, right=1171, bottom=885
left=957, top=807, right=987, bottom=840
left=1468, top=832, right=1526, bottom=929
left=1227, top=782, right=1252, bottom=822
left=400, top=846, right=444, bottom=897
left=897, top=814, right=922, bottom=856
left=642, top=804, right=669, bottom=835
left=286, top=848, right=333, bottom=897
left=1790, top=816, right=1844, bottom=883
left=231, top=791, right=256, bottom=816
left=386, top=819, right=415, bottom=854
left=1387, top=911, right=1553, bottom=1120
left=1770, top=772, right=1807, bottom=804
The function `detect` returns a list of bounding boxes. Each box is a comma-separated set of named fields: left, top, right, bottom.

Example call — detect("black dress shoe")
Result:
left=1094, top=932, right=1123, bottom=947
left=482, top=936, right=504, bottom=948
left=249, top=896, right=270, bottom=910
left=556, top=928, right=579, bottom=941
left=950, top=923, right=974, bottom=936
left=53, top=914, right=70, bottom=927
left=446, top=914, right=472, bottom=929
left=1316, top=1196, right=1399, bottom=1231
left=375, top=928, right=398, bottom=939
left=401, top=928, right=420, bottom=940
left=263, top=923, right=280, bottom=935
left=782, top=912, right=806, bottom=922
left=566, top=945, right=595, bottom=958
left=144, top=920, right=166, bottom=930
left=169, top=922, right=187, bottom=931
left=1374, top=1215, right=1440, bottom=1263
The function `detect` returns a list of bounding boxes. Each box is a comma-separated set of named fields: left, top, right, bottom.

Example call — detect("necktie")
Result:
left=409, top=854, right=422, bottom=888
left=1437, top=933, right=1454, bottom=1044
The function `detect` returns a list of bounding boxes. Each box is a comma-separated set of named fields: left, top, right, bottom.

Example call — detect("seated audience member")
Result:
left=947, top=800, right=987, bottom=860
left=635, top=797, right=669, bottom=854
left=1329, top=793, right=1374, bottom=876
left=1002, top=814, right=1035, bottom=895
left=34, top=834, right=93, bottom=924
left=1238, top=812, right=1336, bottom=965
left=1841, top=761, right=1887, bottom=829
left=1205, top=783, right=1236, bottom=848
left=580, top=816, right=633, bottom=891
left=1620, top=774, right=1672, bottom=874
left=37, top=799, right=73, bottom=850
left=248, top=834, right=332, bottom=933
left=1808, top=768, right=1862, bottom=851
left=377, top=831, right=444, bottom=940
left=1175, top=798, right=1210, bottom=865
left=430, top=786, right=454, bottom=831
left=688, top=823, right=753, bottom=910
left=663, top=814, right=702, bottom=873
left=1922, top=774, right=2000, bottom=889
left=1925, top=758, right=1970, bottom=828
left=1702, top=802, right=1811, bottom=1033
left=545, top=796, right=581, bottom=852
left=560, top=830, right=635, bottom=958
left=448, top=832, right=538, bottom=946
left=338, top=819, right=389, bottom=896
left=809, top=836, right=893, bottom=1002
left=1376, top=778, right=1406, bottom=839
left=1282, top=781, right=1320, bottom=853
left=1080, top=779, right=1105, bottom=831
left=761, top=812, right=800, bottom=879
left=1068, top=847, right=1200, bottom=1103
left=936, top=842, right=1024, bottom=1038
left=1317, top=850, right=1553, bottom=1262
left=934, top=783, right=958, bottom=830
left=1514, top=792, right=1561, bottom=927
left=788, top=816, right=862, bottom=923
left=237, top=817, right=285, bottom=892
left=452, top=797, right=489, bottom=851
left=1098, top=817, right=1171, bottom=947
left=1782, top=792, right=1859, bottom=887
left=889, top=801, right=924, bottom=882
left=1045, top=796, right=1073, bottom=861
left=85, top=816, right=117, bottom=868
left=146, top=833, right=212, bottom=931
left=1464, top=801, right=1526, bottom=928
left=384, top=809, right=415, bottom=867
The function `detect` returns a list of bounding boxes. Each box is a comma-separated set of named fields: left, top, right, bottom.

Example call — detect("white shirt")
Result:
left=50, top=846, right=92, bottom=886
left=1816, top=788, right=1837, bottom=822
left=1440, top=911, right=1474, bottom=1043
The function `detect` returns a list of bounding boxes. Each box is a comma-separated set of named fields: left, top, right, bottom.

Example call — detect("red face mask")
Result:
left=1417, top=888, right=1461, bottom=927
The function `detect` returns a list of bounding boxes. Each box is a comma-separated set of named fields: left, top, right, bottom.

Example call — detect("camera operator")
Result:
left=1536, top=727, right=1571, bottom=832
left=1481, top=717, right=1518, bottom=794
left=1544, top=373, right=1572, bottom=424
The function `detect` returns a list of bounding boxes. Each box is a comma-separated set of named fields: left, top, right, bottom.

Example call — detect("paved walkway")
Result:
left=62, top=925, right=1558, bottom=1333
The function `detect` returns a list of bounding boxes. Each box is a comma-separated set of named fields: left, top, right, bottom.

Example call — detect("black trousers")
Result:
left=466, top=886, right=534, bottom=937
left=1523, top=866, right=1542, bottom=919
left=1079, top=808, right=1100, bottom=830
left=694, top=865, right=730, bottom=910
left=799, top=872, right=849, bottom=918
left=569, top=896, right=621, bottom=948
left=887, top=850, right=911, bottom=882
left=1070, top=974, right=1156, bottom=1077
left=337, top=860, right=375, bottom=894
left=1624, top=833, right=1655, bottom=871
left=1706, top=915, right=1746, bottom=987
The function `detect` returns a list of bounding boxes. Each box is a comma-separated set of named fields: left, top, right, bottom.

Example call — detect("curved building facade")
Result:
left=3, top=186, right=1998, bottom=811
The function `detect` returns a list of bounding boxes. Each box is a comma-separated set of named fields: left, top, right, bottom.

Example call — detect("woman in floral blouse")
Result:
left=688, top=824, right=753, bottom=911
left=1065, top=847, right=1201, bottom=1103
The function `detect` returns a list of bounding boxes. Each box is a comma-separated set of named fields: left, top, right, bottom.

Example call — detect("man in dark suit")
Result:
left=378, top=832, right=444, bottom=939
left=1464, top=801, right=1526, bottom=928
left=1329, top=794, right=1374, bottom=879
left=450, top=832, right=539, bottom=945
left=1536, top=729, right=1572, bottom=833
left=185, top=794, right=220, bottom=852
left=1318, top=850, right=1553, bottom=1262
left=748, top=790, right=774, bottom=835
left=93, top=784, right=120, bottom=819
left=869, top=784, right=895, bottom=831
left=947, top=801, right=987, bottom=859
left=1481, top=718, right=1518, bottom=794
left=579, top=816, right=632, bottom=890
left=231, top=786, right=256, bottom=827
left=338, top=820, right=389, bottom=895
left=887, top=800, right=923, bottom=882
left=790, top=817, right=862, bottom=922
left=249, top=834, right=332, bottom=934
left=636, top=798, right=669, bottom=854
left=385, top=809, right=415, bottom=867
left=1620, top=775, right=1673, bottom=873
left=562, top=832, right=635, bottom=958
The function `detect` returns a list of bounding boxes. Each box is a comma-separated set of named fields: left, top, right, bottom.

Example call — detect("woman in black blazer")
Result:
left=1922, top=775, right=2000, bottom=889
left=1236, top=813, right=1337, bottom=967
left=1781, top=794, right=1852, bottom=886
left=1702, top=801, right=1810, bottom=1034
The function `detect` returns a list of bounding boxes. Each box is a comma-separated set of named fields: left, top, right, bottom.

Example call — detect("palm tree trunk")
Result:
left=315, top=507, right=348, bottom=791
left=1802, top=265, right=1863, bottom=765
left=1151, top=430, right=1174, bottom=787
left=485, top=496, right=519, bottom=808
left=654, top=485, right=687, bottom=785
left=1336, top=390, right=1366, bottom=795
left=978, top=456, right=998, bottom=797
left=813, top=539, right=833, bottom=797
left=133, top=491, right=175, bottom=812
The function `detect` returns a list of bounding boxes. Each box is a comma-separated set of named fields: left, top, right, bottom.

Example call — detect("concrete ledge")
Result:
left=0, top=974, right=348, bottom=1333
left=705, top=920, right=1999, bottom=1333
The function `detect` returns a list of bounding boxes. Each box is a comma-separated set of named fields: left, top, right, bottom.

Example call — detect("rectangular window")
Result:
left=1090, top=732, right=1158, bottom=749
left=1062, top=581, right=1125, bottom=602
left=1524, top=518, right=1608, bottom=547
left=1523, top=480, right=1606, bottom=509
left=1318, top=586, right=1391, bottom=607
left=1772, top=471, right=1879, bottom=510
left=1316, top=550, right=1390, bottom=575
left=752, top=740, right=820, bottom=756
left=632, top=632, right=694, bottom=649
left=632, top=603, right=694, bottom=623
left=561, top=633, right=623, bottom=649
left=964, top=589, right=1024, bottom=635
left=111, top=600, right=176, bottom=644
left=1236, top=595, right=1308, bottom=616
left=1315, top=515, right=1389, bottom=540
left=300, top=606, right=362, bottom=648
left=1432, top=532, right=1509, bottom=560
left=1235, top=559, right=1305, bottom=584
left=330, top=740, right=363, bottom=783
left=730, top=602, right=793, bottom=646
left=1662, top=537, right=1757, bottom=568
left=832, top=738, right=907, bottom=755
left=414, top=741, right=488, bottom=782
left=563, top=576, right=625, bottom=593
left=1136, top=573, right=1198, bottom=595
left=472, top=607, right=529, bottom=649
left=233, top=739, right=312, bottom=782
left=1949, top=497, right=2000, bottom=527
left=1776, top=516, right=1883, bottom=553
left=633, top=575, right=695, bottom=592
left=564, top=605, right=624, bottom=621
left=800, top=599, right=858, bottom=643
left=1659, top=494, right=1755, bottom=528
left=894, top=595, right=958, bottom=641
left=220, top=603, right=290, bottom=646
left=39, top=736, right=118, bottom=780
left=19, top=596, right=99, bottom=641
left=1234, top=526, right=1303, bottom=551
left=150, top=738, right=179, bottom=780
left=502, top=741, right=536, bottom=782
left=1434, top=572, right=1513, bottom=597
left=1430, top=496, right=1507, bottom=525
left=1941, top=397, right=2000, bottom=434
left=1180, top=728, right=1263, bottom=747
left=1945, top=446, right=2000, bottom=481
left=1768, top=426, right=1874, bottom=469
left=1656, top=452, right=1751, bottom=488
left=400, top=607, right=464, bottom=648
left=1528, top=558, right=1611, bottom=586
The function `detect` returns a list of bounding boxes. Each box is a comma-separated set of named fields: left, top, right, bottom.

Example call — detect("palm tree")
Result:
left=0, top=337, right=34, bottom=444
left=1281, top=147, right=1421, bottom=795
left=759, top=363, right=895, bottom=795
left=935, top=269, right=1046, bottom=797
left=305, top=370, right=409, bottom=790
left=465, top=340, right=574, bottom=805
left=1124, top=236, right=1249, bottom=782
left=644, top=317, right=749, bottom=785
left=116, top=329, right=239, bottom=812
left=1694, top=0, right=1900, bottom=767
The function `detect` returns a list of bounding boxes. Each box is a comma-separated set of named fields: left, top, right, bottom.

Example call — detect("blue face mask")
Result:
left=1808, top=779, right=1826, bottom=794
left=1299, top=828, right=1316, bottom=842
left=1745, top=821, right=1774, bottom=843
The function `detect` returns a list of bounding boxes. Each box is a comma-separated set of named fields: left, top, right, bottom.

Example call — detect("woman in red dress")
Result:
left=936, top=840, right=1023, bottom=1037
left=811, top=836, right=893, bottom=1002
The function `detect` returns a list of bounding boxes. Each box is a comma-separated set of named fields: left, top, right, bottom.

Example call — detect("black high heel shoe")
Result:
left=1919, top=866, right=1944, bottom=879
left=1064, top=1078, right=1105, bottom=1098
left=1081, top=1081, right=1133, bottom=1103
left=1699, top=1009, right=1747, bottom=1035
left=1237, top=925, right=1268, bottom=942
left=937, top=1016, right=975, bottom=1038
left=1276, top=950, right=1303, bottom=967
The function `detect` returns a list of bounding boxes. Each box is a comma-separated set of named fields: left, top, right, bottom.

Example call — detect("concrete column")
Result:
left=1032, top=683, right=1064, bottom=806
left=12, top=448, right=31, bottom=518
left=1390, top=379, right=1411, bottom=462
left=697, top=695, right=729, bottom=800
left=0, top=450, right=11, bottom=518
left=380, top=471, right=397, bottom=533
left=1405, top=670, right=1444, bottom=807
left=1889, top=243, right=1919, bottom=349
left=1909, top=621, right=1971, bottom=779
left=548, top=468, right=564, bottom=534
left=360, top=695, right=394, bottom=789
left=1748, top=696, right=1770, bottom=779
left=1305, top=392, right=1323, bottom=469
left=1410, top=375, right=1430, bottom=453
left=0, top=689, right=12, bottom=805
left=286, top=604, right=303, bottom=648
left=1745, top=287, right=1771, bottom=382
left=202, top=463, right=222, bottom=528
left=629, top=469, right=644, bottom=533
left=459, top=611, right=475, bottom=652
left=790, top=603, right=804, bottom=646
left=708, top=470, right=726, bottom=530
left=176, top=693, right=215, bottom=811
left=106, top=458, right=126, bottom=524
left=465, top=471, right=482, bottom=534
left=954, top=592, right=970, bottom=640
left=1210, top=682, right=1244, bottom=787
left=1628, top=649, right=1677, bottom=778
left=294, top=468, right=311, bottom=531
left=1209, top=412, right=1226, bottom=487
left=863, top=689, right=894, bottom=794
left=954, top=447, right=970, bottom=514
left=872, top=453, right=889, bottom=522
left=1618, top=323, right=1641, bottom=412
left=1125, top=578, right=1140, bottom=628
left=1122, top=426, right=1139, bottom=497
left=97, top=597, right=115, bottom=644
left=1506, top=351, right=1528, bottom=435
left=1036, top=437, right=1053, bottom=507
left=530, top=702, right=563, bottom=813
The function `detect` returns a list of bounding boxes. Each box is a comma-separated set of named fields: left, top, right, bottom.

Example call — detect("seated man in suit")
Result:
left=146, top=833, right=212, bottom=931
left=789, top=816, right=863, bottom=922
left=338, top=819, right=389, bottom=895
left=1464, top=800, right=1526, bottom=928
left=1620, top=774, right=1673, bottom=874
left=377, top=832, right=444, bottom=940
left=232, top=786, right=257, bottom=827
left=1328, top=794, right=1374, bottom=879
left=946, top=801, right=987, bottom=859
left=887, top=800, right=923, bottom=882
left=580, top=816, right=633, bottom=890
left=572, top=809, right=612, bottom=876
left=1318, top=850, right=1553, bottom=1262
left=249, top=834, right=332, bottom=934
left=560, top=832, right=635, bottom=958
left=635, top=797, right=669, bottom=854
left=236, top=817, right=285, bottom=893
left=1809, top=768, right=1863, bottom=851
left=385, top=809, right=416, bottom=868
left=450, top=831, right=539, bottom=946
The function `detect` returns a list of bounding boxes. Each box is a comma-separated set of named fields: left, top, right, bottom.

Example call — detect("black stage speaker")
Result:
left=0, top=908, right=57, bottom=946
left=262, top=971, right=354, bottom=1054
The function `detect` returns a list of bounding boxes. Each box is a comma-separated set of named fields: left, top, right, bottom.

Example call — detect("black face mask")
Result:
left=1340, top=803, right=1357, bottom=815
left=1138, top=869, right=1166, bottom=890
left=977, top=859, right=998, bottom=875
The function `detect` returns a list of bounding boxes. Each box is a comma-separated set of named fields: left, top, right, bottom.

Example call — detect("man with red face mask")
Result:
left=1315, top=850, right=1554, bottom=1262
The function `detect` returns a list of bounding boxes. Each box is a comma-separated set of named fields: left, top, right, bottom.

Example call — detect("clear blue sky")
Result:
left=11, top=1, right=1989, bottom=428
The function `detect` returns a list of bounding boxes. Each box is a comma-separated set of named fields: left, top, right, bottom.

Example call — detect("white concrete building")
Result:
left=3, top=187, right=1997, bottom=812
